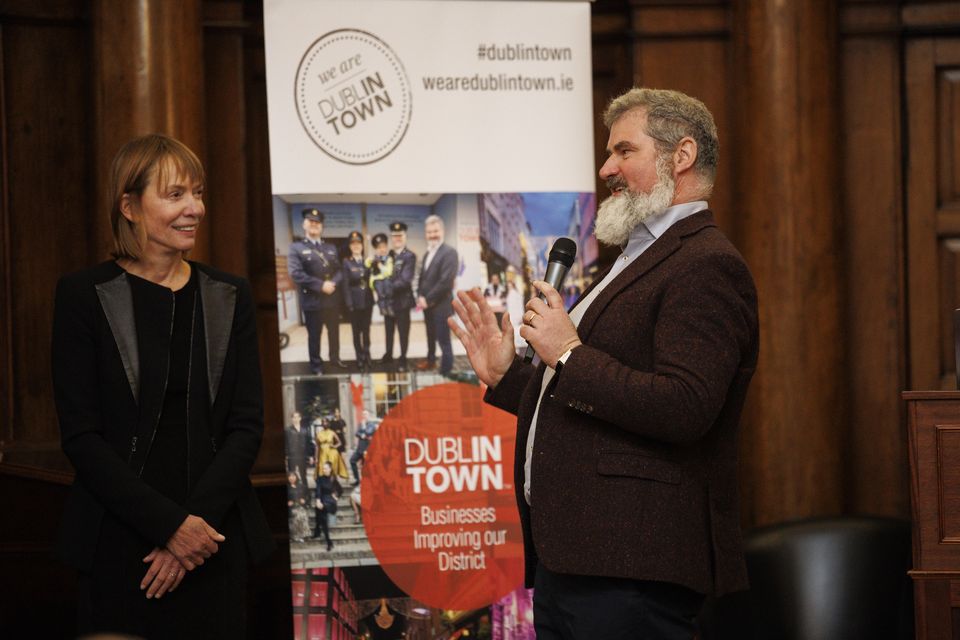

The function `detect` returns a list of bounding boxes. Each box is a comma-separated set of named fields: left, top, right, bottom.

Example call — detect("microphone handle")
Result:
left=522, top=262, right=570, bottom=363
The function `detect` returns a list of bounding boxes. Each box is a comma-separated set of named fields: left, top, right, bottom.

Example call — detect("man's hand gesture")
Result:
left=448, top=288, right=515, bottom=388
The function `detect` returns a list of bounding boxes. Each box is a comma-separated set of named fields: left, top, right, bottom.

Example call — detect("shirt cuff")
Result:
left=554, top=347, right=575, bottom=373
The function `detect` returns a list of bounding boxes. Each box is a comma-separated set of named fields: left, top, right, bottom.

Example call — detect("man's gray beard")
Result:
left=595, top=165, right=676, bottom=247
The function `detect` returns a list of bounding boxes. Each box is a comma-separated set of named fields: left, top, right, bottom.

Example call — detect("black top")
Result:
left=129, top=267, right=213, bottom=505
left=52, top=260, right=275, bottom=572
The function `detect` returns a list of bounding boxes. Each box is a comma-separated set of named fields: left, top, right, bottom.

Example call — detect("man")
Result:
left=416, top=215, right=459, bottom=375
left=449, top=88, right=759, bottom=639
left=329, top=407, right=347, bottom=454
left=483, top=272, right=507, bottom=326
left=349, top=409, right=380, bottom=485
left=284, top=411, right=312, bottom=486
left=287, top=208, right=344, bottom=375
left=383, top=222, right=416, bottom=372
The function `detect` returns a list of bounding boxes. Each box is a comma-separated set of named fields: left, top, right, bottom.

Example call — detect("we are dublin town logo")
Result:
left=295, top=29, right=412, bottom=165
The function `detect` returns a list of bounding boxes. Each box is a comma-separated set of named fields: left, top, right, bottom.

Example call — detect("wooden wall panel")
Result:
left=907, top=39, right=960, bottom=391
left=591, top=5, right=634, bottom=266
left=940, top=239, right=960, bottom=380
left=0, top=27, right=9, bottom=447
left=732, top=0, right=847, bottom=526
left=240, top=27, right=288, bottom=475
left=2, top=16, right=92, bottom=449
left=840, top=14, right=909, bottom=517
left=940, top=69, right=960, bottom=209
left=631, top=35, right=734, bottom=238
left=204, top=25, right=249, bottom=277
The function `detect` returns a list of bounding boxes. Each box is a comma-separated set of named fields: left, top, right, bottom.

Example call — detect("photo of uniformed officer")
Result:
left=342, top=230, right=374, bottom=373
left=287, top=208, right=344, bottom=375
left=381, top=222, right=417, bottom=372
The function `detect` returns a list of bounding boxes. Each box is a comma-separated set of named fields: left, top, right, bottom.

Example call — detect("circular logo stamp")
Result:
left=295, top=29, right=412, bottom=165
left=363, top=383, right=524, bottom=610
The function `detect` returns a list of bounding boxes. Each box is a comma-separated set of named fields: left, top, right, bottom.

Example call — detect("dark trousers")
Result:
left=383, top=309, right=410, bottom=359
left=314, top=507, right=331, bottom=545
left=424, top=302, right=453, bottom=373
left=349, top=307, right=372, bottom=361
left=533, top=562, right=704, bottom=640
left=304, top=307, right=339, bottom=367
left=288, top=456, right=309, bottom=486
left=350, top=441, right=370, bottom=482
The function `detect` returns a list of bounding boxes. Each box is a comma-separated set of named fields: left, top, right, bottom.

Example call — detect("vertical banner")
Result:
left=264, top=1, right=596, bottom=638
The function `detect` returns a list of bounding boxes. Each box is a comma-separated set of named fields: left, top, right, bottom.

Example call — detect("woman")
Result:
left=314, top=418, right=349, bottom=481
left=314, top=461, right=342, bottom=551
left=286, top=471, right=311, bottom=543
left=342, top=230, right=374, bottom=372
left=51, top=134, right=274, bottom=639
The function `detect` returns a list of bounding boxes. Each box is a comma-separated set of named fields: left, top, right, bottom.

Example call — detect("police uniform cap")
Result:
left=389, top=221, right=407, bottom=234
left=348, top=230, right=363, bottom=244
left=302, top=208, right=324, bottom=223
left=371, top=233, right=388, bottom=247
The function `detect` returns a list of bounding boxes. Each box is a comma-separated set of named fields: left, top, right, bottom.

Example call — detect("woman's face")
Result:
left=322, top=462, right=333, bottom=476
left=350, top=240, right=363, bottom=256
left=375, top=243, right=388, bottom=257
left=122, top=159, right=205, bottom=259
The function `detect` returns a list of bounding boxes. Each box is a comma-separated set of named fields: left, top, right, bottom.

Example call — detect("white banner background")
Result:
left=265, top=0, right=594, bottom=194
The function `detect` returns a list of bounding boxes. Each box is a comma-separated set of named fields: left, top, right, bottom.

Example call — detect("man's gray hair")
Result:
left=424, top=214, right=444, bottom=228
left=603, top=87, right=719, bottom=183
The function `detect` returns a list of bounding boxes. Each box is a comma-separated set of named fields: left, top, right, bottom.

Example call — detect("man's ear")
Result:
left=673, top=136, right=698, bottom=175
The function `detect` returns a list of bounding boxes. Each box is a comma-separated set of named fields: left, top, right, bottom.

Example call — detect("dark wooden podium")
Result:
left=904, top=391, right=960, bottom=638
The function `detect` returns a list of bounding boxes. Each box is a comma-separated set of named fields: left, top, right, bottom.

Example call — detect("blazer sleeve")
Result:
left=184, top=279, right=264, bottom=527
left=551, top=253, right=757, bottom=445
left=483, top=355, right=537, bottom=417
left=52, top=277, right=189, bottom=548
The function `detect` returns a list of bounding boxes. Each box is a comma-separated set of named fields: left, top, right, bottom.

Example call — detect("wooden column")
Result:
left=91, top=0, right=208, bottom=261
left=732, top=0, right=845, bottom=526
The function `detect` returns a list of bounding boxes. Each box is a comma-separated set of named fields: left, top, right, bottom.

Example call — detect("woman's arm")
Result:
left=52, top=276, right=189, bottom=548
left=182, top=279, right=264, bottom=526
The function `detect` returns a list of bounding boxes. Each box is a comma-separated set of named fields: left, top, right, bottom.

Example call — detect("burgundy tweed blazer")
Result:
left=486, top=210, right=759, bottom=596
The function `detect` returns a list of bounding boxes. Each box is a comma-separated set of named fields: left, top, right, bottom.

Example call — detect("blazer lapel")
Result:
left=198, top=270, right=236, bottom=407
left=575, top=210, right=716, bottom=341
left=95, top=273, right=140, bottom=403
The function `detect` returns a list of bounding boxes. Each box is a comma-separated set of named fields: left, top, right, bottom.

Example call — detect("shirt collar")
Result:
left=643, top=200, right=708, bottom=240
left=619, top=200, right=708, bottom=258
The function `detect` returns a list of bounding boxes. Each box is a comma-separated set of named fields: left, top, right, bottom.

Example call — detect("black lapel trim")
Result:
left=95, top=273, right=139, bottom=403
left=198, top=269, right=236, bottom=406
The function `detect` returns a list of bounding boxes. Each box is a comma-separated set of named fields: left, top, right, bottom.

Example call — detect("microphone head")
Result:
left=548, top=237, right=577, bottom=268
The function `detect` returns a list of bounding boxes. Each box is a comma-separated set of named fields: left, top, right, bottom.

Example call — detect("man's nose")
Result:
left=599, top=156, right=618, bottom=180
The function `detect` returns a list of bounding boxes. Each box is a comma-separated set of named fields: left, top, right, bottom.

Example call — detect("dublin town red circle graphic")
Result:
left=362, top=383, right=523, bottom=610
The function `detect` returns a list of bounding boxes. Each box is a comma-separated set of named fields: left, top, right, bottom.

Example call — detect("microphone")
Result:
left=522, top=237, right=577, bottom=363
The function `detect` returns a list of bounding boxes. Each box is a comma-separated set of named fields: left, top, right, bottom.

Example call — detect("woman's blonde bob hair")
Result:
left=109, top=133, right=205, bottom=261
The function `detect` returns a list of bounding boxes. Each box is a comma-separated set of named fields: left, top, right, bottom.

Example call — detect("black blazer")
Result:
left=417, top=243, right=458, bottom=308
left=486, top=211, right=759, bottom=596
left=52, top=261, right=274, bottom=571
